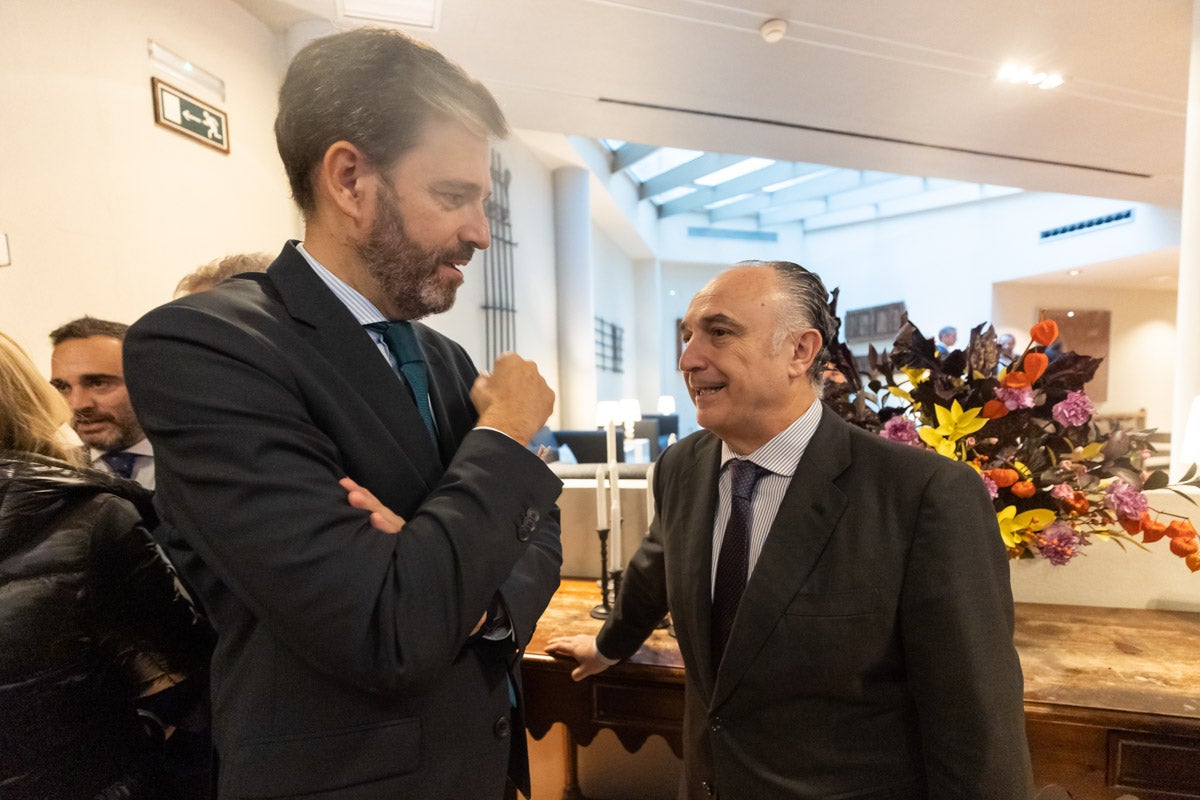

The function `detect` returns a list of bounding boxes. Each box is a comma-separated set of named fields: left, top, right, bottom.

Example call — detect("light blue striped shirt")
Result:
left=712, top=399, right=823, bottom=593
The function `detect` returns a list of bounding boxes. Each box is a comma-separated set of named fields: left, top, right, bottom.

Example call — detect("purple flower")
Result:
left=1039, top=521, right=1081, bottom=566
left=880, top=416, right=921, bottom=447
left=1104, top=480, right=1149, bottom=521
left=994, top=385, right=1035, bottom=411
left=1049, top=483, right=1074, bottom=501
left=981, top=475, right=998, bottom=500
left=1052, top=391, right=1095, bottom=427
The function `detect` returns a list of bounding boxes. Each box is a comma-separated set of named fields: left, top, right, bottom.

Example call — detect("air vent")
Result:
left=687, top=227, right=778, bottom=242
left=1040, top=209, right=1133, bottom=241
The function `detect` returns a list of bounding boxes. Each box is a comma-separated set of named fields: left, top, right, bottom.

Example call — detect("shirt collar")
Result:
left=293, top=240, right=388, bottom=327
left=90, top=436, right=154, bottom=462
left=720, top=399, right=823, bottom=477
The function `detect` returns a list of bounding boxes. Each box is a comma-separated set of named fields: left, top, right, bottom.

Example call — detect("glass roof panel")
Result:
left=694, top=157, right=775, bottom=187
left=626, top=147, right=704, bottom=182
left=648, top=186, right=697, bottom=205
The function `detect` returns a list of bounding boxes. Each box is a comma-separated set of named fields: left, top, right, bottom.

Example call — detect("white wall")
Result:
left=593, top=226, right=637, bottom=403
left=992, top=282, right=1177, bottom=430
left=0, top=0, right=297, bottom=370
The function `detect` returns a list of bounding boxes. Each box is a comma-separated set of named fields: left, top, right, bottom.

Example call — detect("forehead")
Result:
left=50, top=336, right=124, bottom=376
left=684, top=268, right=779, bottom=326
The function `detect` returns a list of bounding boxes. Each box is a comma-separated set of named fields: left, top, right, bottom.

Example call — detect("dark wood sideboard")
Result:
left=523, top=580, right=1200, bottom=800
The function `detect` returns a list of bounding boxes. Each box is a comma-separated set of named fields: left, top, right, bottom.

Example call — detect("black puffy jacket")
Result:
left=0, top=453, right=212, bottom=799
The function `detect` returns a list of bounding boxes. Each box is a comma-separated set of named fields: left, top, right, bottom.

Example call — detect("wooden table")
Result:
left=523, top=580, right=1200, bottom=800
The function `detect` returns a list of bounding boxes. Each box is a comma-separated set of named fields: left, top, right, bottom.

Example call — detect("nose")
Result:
left=460, top=202, right=491, bottom=250
left=63, top=387, right=94, bottom=412
left=678, top=335, right=704, bottom=373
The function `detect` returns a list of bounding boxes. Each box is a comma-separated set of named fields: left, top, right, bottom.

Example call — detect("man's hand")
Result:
left=472, top=353, right=555, bottom=446
left=545, top=634, right=618, bottom=681
left=340, top=477, right=406, bottom=533
left=340, top=477, right=487, bottom=634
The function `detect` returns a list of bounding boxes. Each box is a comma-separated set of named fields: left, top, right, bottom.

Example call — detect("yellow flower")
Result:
left=917, top=400, right=989, bottom=458
left=901, top=367, right=928, bottom=385
left=996, top=505, right=1057, bottom=548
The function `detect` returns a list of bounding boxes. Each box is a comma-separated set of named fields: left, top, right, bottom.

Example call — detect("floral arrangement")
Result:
left=822, top=299, right=1199, bottom=572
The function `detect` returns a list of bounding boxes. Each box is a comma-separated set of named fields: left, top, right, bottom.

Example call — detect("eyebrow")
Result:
left=51, top=372, right=122, bottom=385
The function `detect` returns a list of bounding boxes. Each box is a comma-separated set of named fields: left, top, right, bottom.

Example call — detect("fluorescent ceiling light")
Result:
left=997, top=61, right=1064, bottom=90
left=340, top=0, right=441, bottom=27
left=704, top=193, right=754, bottom=210
left=148, top=40, right=225, bottom=102
left=649, top=186, right=696, bottom=204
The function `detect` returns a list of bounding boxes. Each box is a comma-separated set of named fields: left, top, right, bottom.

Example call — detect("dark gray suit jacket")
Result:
left=125, top=243, right=562, bottom=799
left=598, top=405, right=1033, bottom=800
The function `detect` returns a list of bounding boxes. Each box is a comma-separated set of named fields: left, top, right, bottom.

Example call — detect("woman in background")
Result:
left=0, top=331, right=212, bottom=799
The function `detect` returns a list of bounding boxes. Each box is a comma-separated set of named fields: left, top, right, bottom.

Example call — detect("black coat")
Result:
left=0, top=453, right=212, bottom=799
left=124, top=242, right=563, bottom=799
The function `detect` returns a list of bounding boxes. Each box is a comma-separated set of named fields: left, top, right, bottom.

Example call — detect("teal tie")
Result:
left=368, top=321, right=437, bottom=443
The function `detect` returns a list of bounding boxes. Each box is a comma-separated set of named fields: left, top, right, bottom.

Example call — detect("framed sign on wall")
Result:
left=151, top=77, right=229, bottom=153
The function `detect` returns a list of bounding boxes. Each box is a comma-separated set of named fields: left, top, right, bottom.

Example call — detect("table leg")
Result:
left=561, top=726, right=587, bottom=800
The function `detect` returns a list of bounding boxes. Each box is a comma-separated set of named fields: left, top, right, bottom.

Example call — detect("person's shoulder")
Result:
left=657, top=428, right=717, bottom=474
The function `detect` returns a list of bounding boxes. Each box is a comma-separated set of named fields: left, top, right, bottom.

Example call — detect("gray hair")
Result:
left=275, top=26, right=509, bottom=215
left=739, top=260, right=835, bottom=389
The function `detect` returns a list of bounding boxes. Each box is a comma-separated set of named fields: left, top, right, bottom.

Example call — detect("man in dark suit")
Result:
left=548, top=262, right=1033, bottom=799
left=124, top=28, right=561, bottom=800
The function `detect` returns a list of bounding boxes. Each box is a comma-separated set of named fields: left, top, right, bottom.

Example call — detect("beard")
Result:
left=355, top=180, right=475, bottom=320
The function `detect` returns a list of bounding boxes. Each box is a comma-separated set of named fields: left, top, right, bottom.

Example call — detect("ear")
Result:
left=787, top=328, right=824, bottom=379
left=313, top=140, right=376, bottom=233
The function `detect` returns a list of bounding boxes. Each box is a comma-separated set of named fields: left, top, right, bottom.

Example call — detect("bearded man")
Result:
left=124, top=28, right=562, bottom=800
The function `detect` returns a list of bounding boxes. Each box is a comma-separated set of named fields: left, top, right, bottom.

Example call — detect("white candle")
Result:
left=609, top=461, right=622, bottom=570
left=605, top=418, right=617, bottom=465
left=644, top=460, right=655, bottom=531
left=595, top=465, right=608, bottom=529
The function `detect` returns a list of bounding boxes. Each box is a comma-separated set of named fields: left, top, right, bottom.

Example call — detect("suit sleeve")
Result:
left=595, top=455, right=671, bottom=661
left=899, top=458, right=1035, bottom=798
left=124, top=303, right=562, bottom=695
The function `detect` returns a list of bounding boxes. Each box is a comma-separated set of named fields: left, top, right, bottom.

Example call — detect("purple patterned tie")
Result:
left=711, top=459, right=768, bottom=671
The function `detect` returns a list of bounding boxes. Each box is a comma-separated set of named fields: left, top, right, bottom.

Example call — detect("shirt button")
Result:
left=493, top=715, right=511, bottom=739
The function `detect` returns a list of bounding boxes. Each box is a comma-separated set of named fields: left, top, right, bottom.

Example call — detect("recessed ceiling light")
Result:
left=1068, top=269, right=1082, bottom=276
left=1066, top=311, right=1076, bottom=318
left=997, top=61, right=1064, bottom=90
left=760, top=18, right=787, bottom=43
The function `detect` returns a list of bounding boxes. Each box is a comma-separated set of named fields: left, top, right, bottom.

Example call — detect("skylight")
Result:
left=626, top=147, right=704, bottom=182
left=694, top=157, right=775, bottom=187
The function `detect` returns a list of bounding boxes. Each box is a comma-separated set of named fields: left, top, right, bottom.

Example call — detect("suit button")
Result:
left=709, top=716, right=721, bottom=732
left=701, top=780, right=715, bottom=796
left=493, top=715, right=511, bottom=739
left=516, top=508, right=539, bottom=541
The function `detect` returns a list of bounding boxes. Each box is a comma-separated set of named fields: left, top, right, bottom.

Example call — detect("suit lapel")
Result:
left=670, top=435, right=722, bottom=700
left=266, top=244, right=442, bottom=484
left=711, top=405, right=851, bottom=708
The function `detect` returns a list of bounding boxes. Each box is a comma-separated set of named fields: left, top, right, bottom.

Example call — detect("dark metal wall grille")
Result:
left=482, top=150, right=517, bottom=364
left=595, top=317, right=624, bottom=373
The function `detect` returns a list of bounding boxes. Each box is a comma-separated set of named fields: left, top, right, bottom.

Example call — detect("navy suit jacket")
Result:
left=598, top=405, right=1033, bottom=800
left=125, top=243, right=562, bottom=799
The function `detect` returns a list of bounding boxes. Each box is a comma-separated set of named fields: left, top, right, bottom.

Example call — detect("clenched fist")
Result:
left=472, top=353, right=555, bottom=445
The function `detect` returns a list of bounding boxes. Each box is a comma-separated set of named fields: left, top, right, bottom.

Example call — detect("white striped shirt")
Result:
left=711, top=399, right=823, bottom=594
left=294, top=241, right=397, bottom=370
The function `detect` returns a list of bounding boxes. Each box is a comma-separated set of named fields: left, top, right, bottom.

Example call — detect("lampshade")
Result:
left=619, top=398, right=643, bottom=429
left=594, top=400, right=620, bottom=428
left=656, top=395, right=676, bottom=415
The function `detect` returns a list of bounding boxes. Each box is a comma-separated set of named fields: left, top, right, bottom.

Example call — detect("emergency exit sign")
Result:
left=151, top=77, right=229, bottom=153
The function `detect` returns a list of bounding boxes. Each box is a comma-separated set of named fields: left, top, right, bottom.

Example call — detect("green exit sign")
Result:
left=151, top=77, right=229, bottom=153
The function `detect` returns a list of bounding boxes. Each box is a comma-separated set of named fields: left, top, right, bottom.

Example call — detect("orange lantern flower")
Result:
left=1011, top=481, right=1036, bottom=498
left=1186, top=552, right=1200, bottom=573
left=984, top=468, right=1020, bottom=488
left=1141, top=515, right=1170, bottom=544
left=1169, top=536, right=1199, bottom=558
left=982, top=400, right=1009, bottom=419
left=1022, top=352, right=1049, bottom=384
left=1166, top=520, right=1198, bottom=541
left=1030, top=320, right=1059, bottom=346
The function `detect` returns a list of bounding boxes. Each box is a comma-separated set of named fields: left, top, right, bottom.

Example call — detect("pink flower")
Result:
left=981, top=475, right=998, bottom=500
left=1049, top=483, right=1074, bottom=501
left=994, top=385, right=1035, bottom=411
left=1052, top=391, right=1095, bottom=427
left=1040, top=521, right=1082, bottom=566
left=880, top=416, right=921, bottom=447
left=1104, top=480, right=1149, bottom=521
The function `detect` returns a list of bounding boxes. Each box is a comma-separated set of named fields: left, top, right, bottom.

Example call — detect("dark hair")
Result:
left=49, top=316, right=128, bottom=346
left=275, top=27, right=509, bottom=215
left=740, top=260, right=836, bottom=388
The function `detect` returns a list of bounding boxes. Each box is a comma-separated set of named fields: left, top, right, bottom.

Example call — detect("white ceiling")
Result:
left=233, top=0, right=1191, bottom=285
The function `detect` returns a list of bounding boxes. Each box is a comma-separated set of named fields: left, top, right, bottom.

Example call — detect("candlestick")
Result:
left=595, top=465, right=608, bottom=529
left=644, top=460, right=656, bottom=531
left=605, top=418, right=616, bottom=465
left=609, top=461, right=622, bottom=571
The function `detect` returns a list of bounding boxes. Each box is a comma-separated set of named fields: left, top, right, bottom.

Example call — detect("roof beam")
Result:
left=611, top=143, right=658, bottom=172
left=639, top=153, right=743, bottom=200
left=657, top=161, right=826, bottom=218
left=758, top=199, right=828, bottom=226
left=709, top=194, right=771, bottom=222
